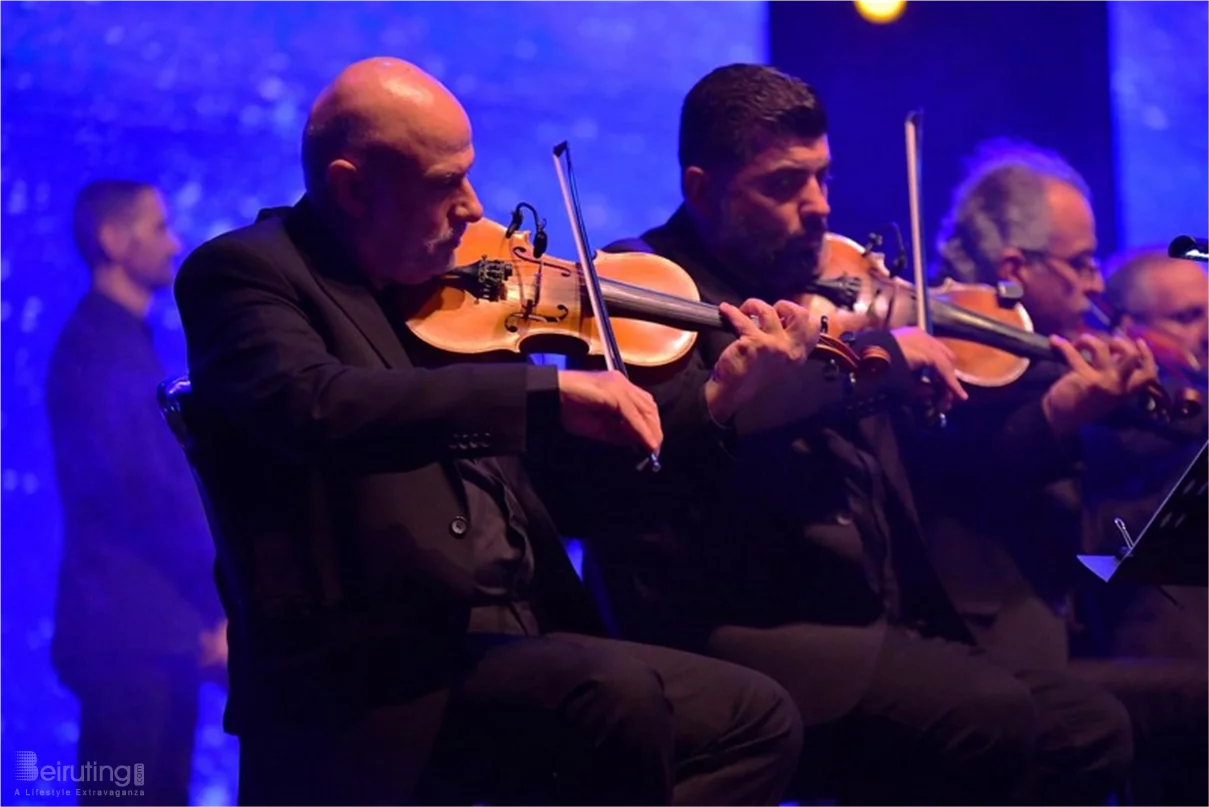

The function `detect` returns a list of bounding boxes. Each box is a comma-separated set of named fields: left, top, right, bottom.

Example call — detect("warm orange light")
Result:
left=855, top=0, right=906, bottom=24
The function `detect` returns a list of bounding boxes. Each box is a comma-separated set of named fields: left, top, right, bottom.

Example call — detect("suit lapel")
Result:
left=276, top=199, right=469, bottom=508
left=278, top=199, right=413, bottom=371
left=312, top=272, right=414, bottom=371
left=308, top=267, right=471, bottom=511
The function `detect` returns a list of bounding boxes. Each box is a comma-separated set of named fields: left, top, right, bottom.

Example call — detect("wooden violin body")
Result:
left=399, top=217, right=890, bottom=379
left=401, top=217, right=701, bottom=367
left=804, top=233, right=1198, bottom=421
left=805, top=233, right=1049, bottom=387
left=1126, top=326, right=1208, bottom=393
left=1082, top=296, right=1205, bottom=418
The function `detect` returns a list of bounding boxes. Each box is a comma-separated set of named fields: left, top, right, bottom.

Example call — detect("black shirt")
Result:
left=626, top=206, right=943, bottom=628
left=371, top=288, right=539, bottom=633
left=45, top=289, right=222, bottom=674
left=458, top=457, right=536, bottom=601
left=652, top=208, right=899, bottom=612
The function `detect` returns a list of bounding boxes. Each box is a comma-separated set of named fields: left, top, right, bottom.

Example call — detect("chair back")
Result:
left=156, top=374, right=243, bottom=613
left=157, top=375, right=196, bottom=450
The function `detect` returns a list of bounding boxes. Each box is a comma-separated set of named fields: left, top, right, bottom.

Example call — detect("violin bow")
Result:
left=904, top=110, right=946, bottom=427
left=552, top=141, right=661, bottom=472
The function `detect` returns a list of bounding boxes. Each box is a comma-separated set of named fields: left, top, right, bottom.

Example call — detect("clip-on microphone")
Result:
left=505, top=202, right=548, bottom=258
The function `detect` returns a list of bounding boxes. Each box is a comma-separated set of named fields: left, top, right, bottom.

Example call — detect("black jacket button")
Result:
left=450, top=516, right=469, bottom=537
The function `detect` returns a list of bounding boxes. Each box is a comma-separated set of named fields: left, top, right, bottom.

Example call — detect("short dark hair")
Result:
left=72, top=179, right=154, bottom=269
left=679, top=64, right=828, bottom=178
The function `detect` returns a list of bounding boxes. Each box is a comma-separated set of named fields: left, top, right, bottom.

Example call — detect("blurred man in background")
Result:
left=45, top=179, right=227, bottom=806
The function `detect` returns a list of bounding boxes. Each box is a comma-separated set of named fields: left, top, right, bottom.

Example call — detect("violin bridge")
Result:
left=504, top=305, right=569, bottom=333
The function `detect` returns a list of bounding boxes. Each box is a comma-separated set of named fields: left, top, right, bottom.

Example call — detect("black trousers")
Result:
left=238, top=620, right=803, bottom=806
left=71, top=658, right=201, bottom=807
left=707, top=621, right=1135, bottom=806
left=1067, top=657, right=1208, bottom=806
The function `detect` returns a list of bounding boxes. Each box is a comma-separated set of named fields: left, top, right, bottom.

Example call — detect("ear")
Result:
left=681, top=166, right=712, bottom=217
left=326, top=159, right=366, bottom=218
left=96, top=221, right=129, bottom=265
left=997, top=247, right=1027, bottom=284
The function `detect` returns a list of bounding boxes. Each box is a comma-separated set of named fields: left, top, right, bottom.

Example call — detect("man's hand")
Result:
left=1043, top=333, right=1160, bottom=436
left=557, top=370, right=663, bottom=453
left=199, top=619, right=228, bottom=668
left=704, top=298, right=820, bottom=425
left=890, top=327, right=969, bottom=412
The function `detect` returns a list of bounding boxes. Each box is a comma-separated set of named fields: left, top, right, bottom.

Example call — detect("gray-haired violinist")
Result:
left=908, top=137, right=1205, bottom=806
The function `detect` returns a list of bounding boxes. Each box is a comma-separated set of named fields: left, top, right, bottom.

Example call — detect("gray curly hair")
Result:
left=932, top=138, right=1091, bottom=285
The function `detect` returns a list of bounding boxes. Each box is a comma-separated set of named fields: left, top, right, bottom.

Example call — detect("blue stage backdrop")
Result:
left=1109, top=1, right=1209, bottom=249
left=0, top=2, right=766, bottom=804
left=3, top=2, right=1207, bottom=805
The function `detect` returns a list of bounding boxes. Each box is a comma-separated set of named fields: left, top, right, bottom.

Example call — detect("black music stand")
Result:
left=1078, top=440, right=1208, bottom=587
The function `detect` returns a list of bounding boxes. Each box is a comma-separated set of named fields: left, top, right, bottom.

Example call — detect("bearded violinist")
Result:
left=532, top=64, right=1134, bottom=805
left=912, top=138, right=1206, bottom=805
left=171, top=56, right=808, bottom=807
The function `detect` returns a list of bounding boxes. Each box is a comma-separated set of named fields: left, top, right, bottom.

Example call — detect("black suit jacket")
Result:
left=173, top=198, right=603, bottom=734
left=903, top=347, right=1091, bottom=669
left=45, top=291, right=223, bottom=687
left=531, top=207, right=971, bottom=721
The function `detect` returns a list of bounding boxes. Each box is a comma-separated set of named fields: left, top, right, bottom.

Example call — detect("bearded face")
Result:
left=713, top=194, right=827, bottom=297
left=697, top=135, right=833, bottom=299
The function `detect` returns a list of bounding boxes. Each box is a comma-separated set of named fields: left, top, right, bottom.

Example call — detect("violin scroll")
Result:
left=820, top=314, right=892, bottom=380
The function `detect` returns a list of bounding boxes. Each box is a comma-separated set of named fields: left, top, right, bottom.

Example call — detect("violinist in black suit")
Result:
left=172, top=56, right=806, bottom=806
left=912, top=138, right=1168, bottom=669
left=916, top=139, right=1206, bottom=805
left=538, top=64, right=1136, bottom=805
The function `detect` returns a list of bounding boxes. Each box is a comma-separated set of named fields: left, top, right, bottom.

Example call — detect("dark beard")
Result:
left=715, top=226, right=824, bottom=300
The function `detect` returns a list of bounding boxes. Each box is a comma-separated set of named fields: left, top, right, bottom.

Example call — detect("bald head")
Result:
left=299, top=57, right=483, bottom=286
left=1105, top=248, right=1174, bottom=313
left=1107, top=247, right=1209, bottom=369
left=302, top=57, right=472, bottom=202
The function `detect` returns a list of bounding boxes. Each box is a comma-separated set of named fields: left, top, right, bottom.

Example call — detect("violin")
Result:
left=805, top=232, right=1063, bottom=386
left=1083, top=295, right=1205, bottom=418
left=397, top=215, right=892, bottom=381
left=801, top=232, right=1190, bottom=422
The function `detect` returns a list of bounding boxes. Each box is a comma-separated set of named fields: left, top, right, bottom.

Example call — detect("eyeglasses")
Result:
left=1021, top=249, right=1102, bottom=282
